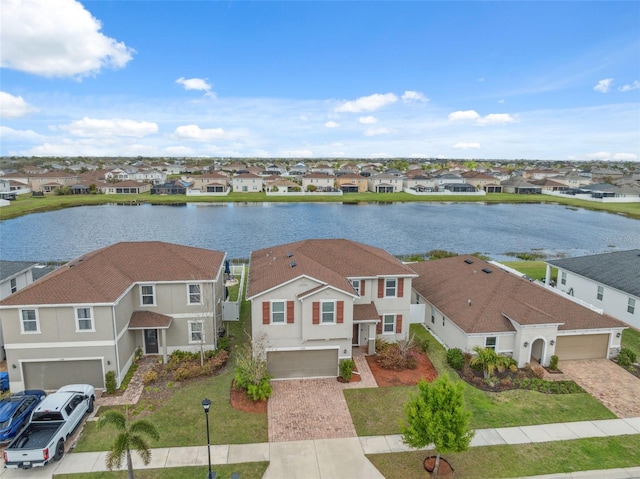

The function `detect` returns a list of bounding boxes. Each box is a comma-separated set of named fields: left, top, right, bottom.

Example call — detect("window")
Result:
left=596, top=285, right=604, bottom=301
left=485, top=336, right=497, bottom=351
left=385, top=278, right=397, bottom=297
left=10, top=278, right=17, bottom=294
left=321, top=301, right=335, bottom=323
left=141, top=285, right=155, bottom=305
left=560, top=271, right=567, bottom=285
left=629, top=298, right=636, bottom=315
left=76, top=307, right=93, bottom=331
left=431, top=306, right=435, bottom=324
left=383, top=314, right=395, bottom=333
left=189, top=321, right=204, bottom=343
left=350, top=279, right=361, bottom=295
left=188, top=284, right=202, bottom=305
left=21, top=309, right=39, bottom=333
left=271, top=301, right=285, bottom=324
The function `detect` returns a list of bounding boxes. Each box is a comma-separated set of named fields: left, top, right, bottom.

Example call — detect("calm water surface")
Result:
left=1, top=202, right=638, bottom=262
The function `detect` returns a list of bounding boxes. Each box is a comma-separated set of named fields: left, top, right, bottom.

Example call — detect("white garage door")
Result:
left=23, top=360, right=104, bottom=390
left=555, top=334, right=609, bottom=361
left=267, top=350, right=338, bottom=379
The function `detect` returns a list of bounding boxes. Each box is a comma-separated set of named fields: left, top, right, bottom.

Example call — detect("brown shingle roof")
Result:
left=354, top=303, right=379, bottom=321
left=0, top=242, right=225, bottom=306
left=247, top=239, right=417, bottom=299
left=411, top=256, right=625, bottom=334
left=129, top=311, right=173, bottom=329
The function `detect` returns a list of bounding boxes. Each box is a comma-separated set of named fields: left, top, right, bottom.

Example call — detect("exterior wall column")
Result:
left=161, top=329, right=168, bottom=364
left=545, top=264, right=551, bottom=286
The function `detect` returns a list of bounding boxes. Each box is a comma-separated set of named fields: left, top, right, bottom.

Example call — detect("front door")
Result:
left=144, top=329, right=159, bottom=354
left=352, top=324, right=359, bottom=346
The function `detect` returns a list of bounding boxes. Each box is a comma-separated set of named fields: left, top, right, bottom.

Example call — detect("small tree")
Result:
left=97, top=409, right=160, bottom=479
left=469, top=346, right=512, bottom=379
left=402, top=375, right=474, bottom=477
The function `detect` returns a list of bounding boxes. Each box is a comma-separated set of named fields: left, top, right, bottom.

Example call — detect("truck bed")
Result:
left=7, top=423, right=62, bottom=451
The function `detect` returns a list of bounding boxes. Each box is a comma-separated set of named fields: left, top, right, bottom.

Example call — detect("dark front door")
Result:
left=352, top=324, right=359, bottom=346
left=144, top=329, right=159, bottom=354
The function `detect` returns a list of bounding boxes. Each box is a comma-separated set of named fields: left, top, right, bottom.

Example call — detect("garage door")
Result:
left=555, top=334, right=609, bottom=361
left=267, top=350, right=338, bottom=379
left=23, top=360, right=104, bottom=390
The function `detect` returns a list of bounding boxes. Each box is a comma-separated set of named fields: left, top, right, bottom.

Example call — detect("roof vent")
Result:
left=464, top=259, right=474, bottom=264
left=290, top=261, right=297, bottom=268
left=287, top=252, right=294, bottom=258
left=482, top=268, right=492, bottom=274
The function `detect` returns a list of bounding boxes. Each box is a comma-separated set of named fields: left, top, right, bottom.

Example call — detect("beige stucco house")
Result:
left=247, top=239, right=418, bottom=379
left=411, top=256, right=626, bottom=368
left=335, top=173, right=368, bottom=193
left=232, top=173, right=263, bottom=192
left=0, top=242, right=226, bottom=392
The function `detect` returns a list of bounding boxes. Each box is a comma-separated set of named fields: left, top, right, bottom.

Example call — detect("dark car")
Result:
left=0, top=390, right=46, bottom=443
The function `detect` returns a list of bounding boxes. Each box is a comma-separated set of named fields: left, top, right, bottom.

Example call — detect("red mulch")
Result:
left=366, top=351, right=438, bottom=387
left=229, top=380, right=268, bottom=413
left=424, top=456, right=455, bottom=478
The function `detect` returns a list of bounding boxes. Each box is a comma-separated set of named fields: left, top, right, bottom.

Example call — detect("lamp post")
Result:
left=201, top=398, right=215, bottom=479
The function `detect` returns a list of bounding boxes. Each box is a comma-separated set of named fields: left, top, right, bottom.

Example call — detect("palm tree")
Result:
left=470, top=346, right=513, bottom=379
left=96, top=409, right=160, bottom=479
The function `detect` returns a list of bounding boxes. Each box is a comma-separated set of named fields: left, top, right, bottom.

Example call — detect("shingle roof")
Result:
left=548, top=249, right=640, bottom=297
left=411, top=256, right=625, bottom=334
left=0, top=261, right=36, bottom=281
left=129, top=311, right=173, bottom=329
left=247, top=239, right=417, bottom=299
left=0, top=242, right=225, bottom=306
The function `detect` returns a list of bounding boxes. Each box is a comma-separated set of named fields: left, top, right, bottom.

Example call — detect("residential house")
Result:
left=103, top=181, right=152, bottom=194
left=309, top=164, right=335, bottom=176
left=265, top=177, right=301, bottom=193
left=301, top=173, right=336, bottom=192
left=461, top=171, right=495, bottom=190
left=0, top=242, right=226, bottom=391
left=531, top=179, right=568, bottom=193
left=439, top=183, right=477, bottom=193
left=151, top=180, right=190, bottom=195
left=433, top=173, right=465, bottom=187
left=411, top=256, right=626, bottom=368
left=551, top=171, right=592, bottom=189
left=246, top=239, right=417, bottom=379
left=289, top=162, right=307, bottom=176
left=187, top=173, right=230, bottom=193
left=500, top=177, right=542, bottom=194
left=403, top=174, right=435, bottom=192
left=335, top=173, right=369, bottom=193
left=368, top=172, right=403, bottom=192
left=546, top=250, right=640, bottom=330
left=232, top=173, right=264, bottom=192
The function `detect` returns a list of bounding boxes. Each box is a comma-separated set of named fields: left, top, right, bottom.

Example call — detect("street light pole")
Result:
left=201, top=398, right=215, bottom=479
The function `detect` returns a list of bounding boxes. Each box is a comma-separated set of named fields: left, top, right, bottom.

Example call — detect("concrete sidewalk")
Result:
left=2, top=417, right=639, bottom=478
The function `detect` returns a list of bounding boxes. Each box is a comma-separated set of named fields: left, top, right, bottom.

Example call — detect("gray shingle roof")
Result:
left=548, top=249, right=640, bottom=297
left=0, top=261, right=36, bottom=281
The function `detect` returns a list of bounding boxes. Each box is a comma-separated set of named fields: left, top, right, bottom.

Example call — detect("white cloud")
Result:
left=0, top=126, right=44, bottom=142
left=453, top=142, right=481, bottom=149
left=0, top=0, right=134, bottom=78
left=280, top=149, right=313, bottom=157
left=0, top=91, right=38, bottom=118
left=325, top=121, right=340, bottom=128
left=619, top=80, right=640, bottom=92
left=448, top=110, right=480, bottom=121
left=612, top=152, right=638, bottom=161
left=587, top=151, right=611, bottom=160
left=59, top=118, right=158, bottom=137
left=164, top=146, right=195, bottom=156
left=334, top=93, right=397, bottom=113
left=476, top=113, right=517, bottom=126
left=176, top=77, right=216, bottom=98
left=401, top=91, right=428, bottom=103
left=363, top=127, right=389, bottom=137
left=174, top=124, right=242, bottom=141
left=358, top=116, right=378, bottom=125
left=593, top=78, right=613, bottom=93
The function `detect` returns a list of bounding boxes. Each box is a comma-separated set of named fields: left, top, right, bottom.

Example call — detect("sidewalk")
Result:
left=2, top=417, right=639, bottom=478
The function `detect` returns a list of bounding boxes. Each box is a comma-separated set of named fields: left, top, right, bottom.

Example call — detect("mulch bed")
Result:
left=424, top=456, right=455, bottom=478
left=366, top=351, right=438, bottom=387
left=229, top=380, right=268, bottom=414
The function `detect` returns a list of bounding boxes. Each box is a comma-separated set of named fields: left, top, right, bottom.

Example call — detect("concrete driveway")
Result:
left=559, top=359, right=640, bottom=418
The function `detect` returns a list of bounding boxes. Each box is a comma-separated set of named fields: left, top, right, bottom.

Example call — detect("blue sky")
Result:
left=1, top=0, right=639, bottom=161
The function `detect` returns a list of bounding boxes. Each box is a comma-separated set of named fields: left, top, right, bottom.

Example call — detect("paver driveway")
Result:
left=560, top=359, right=640, bottom=418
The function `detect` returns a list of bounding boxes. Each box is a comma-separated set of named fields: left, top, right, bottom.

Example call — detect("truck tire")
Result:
left=87, top=396, right=94, bottom=413
left=54, top=439, right=65, bottom=461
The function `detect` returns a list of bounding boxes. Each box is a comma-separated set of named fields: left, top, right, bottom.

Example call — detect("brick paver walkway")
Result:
left=559, top=359, right=640, bottom=418
left=95, top=357, right=157, bottom=407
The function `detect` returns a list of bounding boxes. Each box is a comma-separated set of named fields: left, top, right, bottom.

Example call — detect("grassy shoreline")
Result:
left=1, top=191, right=639, bottom=220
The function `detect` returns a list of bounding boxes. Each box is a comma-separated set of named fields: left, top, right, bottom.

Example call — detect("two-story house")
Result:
left=246, top=239, right=417, bottom=379
left=301, top=173, right=336, bottom=192
left=0, top=242, right=226, bottom=392
left=232, top=173, right=264, bottom=192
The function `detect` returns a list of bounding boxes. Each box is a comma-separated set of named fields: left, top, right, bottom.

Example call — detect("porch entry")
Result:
left=144, top=329, right=159, bottom=354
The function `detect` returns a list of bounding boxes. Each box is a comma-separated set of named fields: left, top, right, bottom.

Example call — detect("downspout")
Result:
left=111, top=305, right=121, bottom=387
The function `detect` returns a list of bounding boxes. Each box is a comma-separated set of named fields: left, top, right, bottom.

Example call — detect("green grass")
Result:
left=2, top=191, right=639, bottom=220
left=345, top=325, right=616, bottom=436
left=622, top=327, right=640, bottom=357
left=54, top=462, right=268, bottom=479
left=367, top=435, right=640, bottom=479
left=501, top=261, right=549, bottom=281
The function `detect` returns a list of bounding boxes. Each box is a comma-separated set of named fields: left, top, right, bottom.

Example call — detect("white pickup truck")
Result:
left=3, top=384, right=95, bottom=469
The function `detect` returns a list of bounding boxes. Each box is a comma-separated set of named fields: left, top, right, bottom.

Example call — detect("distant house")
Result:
left=231, top=173, right=264, bottom=193
left=0, top=242, right=226, bottom=391
left=151, top=180, right=189, bottom=195
left=103, top=181, right=152, bottom=194
left=335, top=173, right=369, bottom=193
left=411, top=256, right=626, bottom=367
left=546, top=250, right=640, bottom=330
left=309, top=164, right=335, bottom=176
left=301, top=173, right=336, bottom=192
left=368, top=173, right=403, bottom=192
left=439, top=183, right=476, bottom=193
left=500, top=177, right=542, bottom=194
left=187, top=173, right=229, bottom=193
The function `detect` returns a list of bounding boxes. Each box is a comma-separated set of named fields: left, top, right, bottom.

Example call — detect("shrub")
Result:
left=339, top=359, right=355, bottom=380
left=531, top=365, right=546, bottom=379
left=105, top=371, right=117, bottom=394
left=375, top=337, right=390, bottom=353
left=549, top=355, right=559, bottom=371
left=499, top=378, right=513, bottom=388
left=217, top=336, right=231, bottom=352
left=377, top=344, right=417, bottom=370
left=428, top=249, right=458, bottom=260
left=234, top=337, right=273, bottom=402
left=143, top=370, right=158, bottom=385
left=446, top=348, right=464, bottom=370
left=618, top=348, right=637, bottom=368
left=509, top=363, right=519, bottom=373
left=246, top=378, right=272, bottom=402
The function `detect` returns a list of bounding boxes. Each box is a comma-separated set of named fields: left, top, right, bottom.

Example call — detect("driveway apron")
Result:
left=559, top=359, right=640, bottom=418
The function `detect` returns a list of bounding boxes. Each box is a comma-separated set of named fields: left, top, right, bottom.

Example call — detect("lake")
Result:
left=1, top=202, right=639, bottom=262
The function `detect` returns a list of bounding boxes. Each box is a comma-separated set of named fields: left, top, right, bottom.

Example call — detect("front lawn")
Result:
left=622, top=327, right=640, bottom=358
left=54, top=462, right=269, bottom=479
left=344, top=325, right=616, bottom=437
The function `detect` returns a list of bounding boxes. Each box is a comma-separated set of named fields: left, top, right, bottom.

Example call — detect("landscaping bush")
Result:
left=339, top=358, right=355, bottom=380
left=375, top=337, right=390, bottom=353
left=549, top=355, right=559, bottom=371
left=446, top=348, right=464, bottom=370
left=377, top=344, right=418, bottom=370
left=217, top=336, right=231, bottom=352
left=105, top=370, right=117, bottom=394
left=234, top=338, right=273, bottom=402
left=618, top=348, right=637, bottom=368
left=531, top=365, right=545, bottom=379
left=143, top=370, right=158, bottom=385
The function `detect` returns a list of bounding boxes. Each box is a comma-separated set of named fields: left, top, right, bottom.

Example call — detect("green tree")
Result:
left=97, top=409, right=160, bottom=479
left=402, top=375, right=474, bottom=477
left=469, top=346, right=513, bottom=379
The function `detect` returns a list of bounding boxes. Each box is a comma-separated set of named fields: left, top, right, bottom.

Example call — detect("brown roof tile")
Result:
left=354, top=303, right=379, bottom=321
left=129, top=311, right=173, bottom=329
